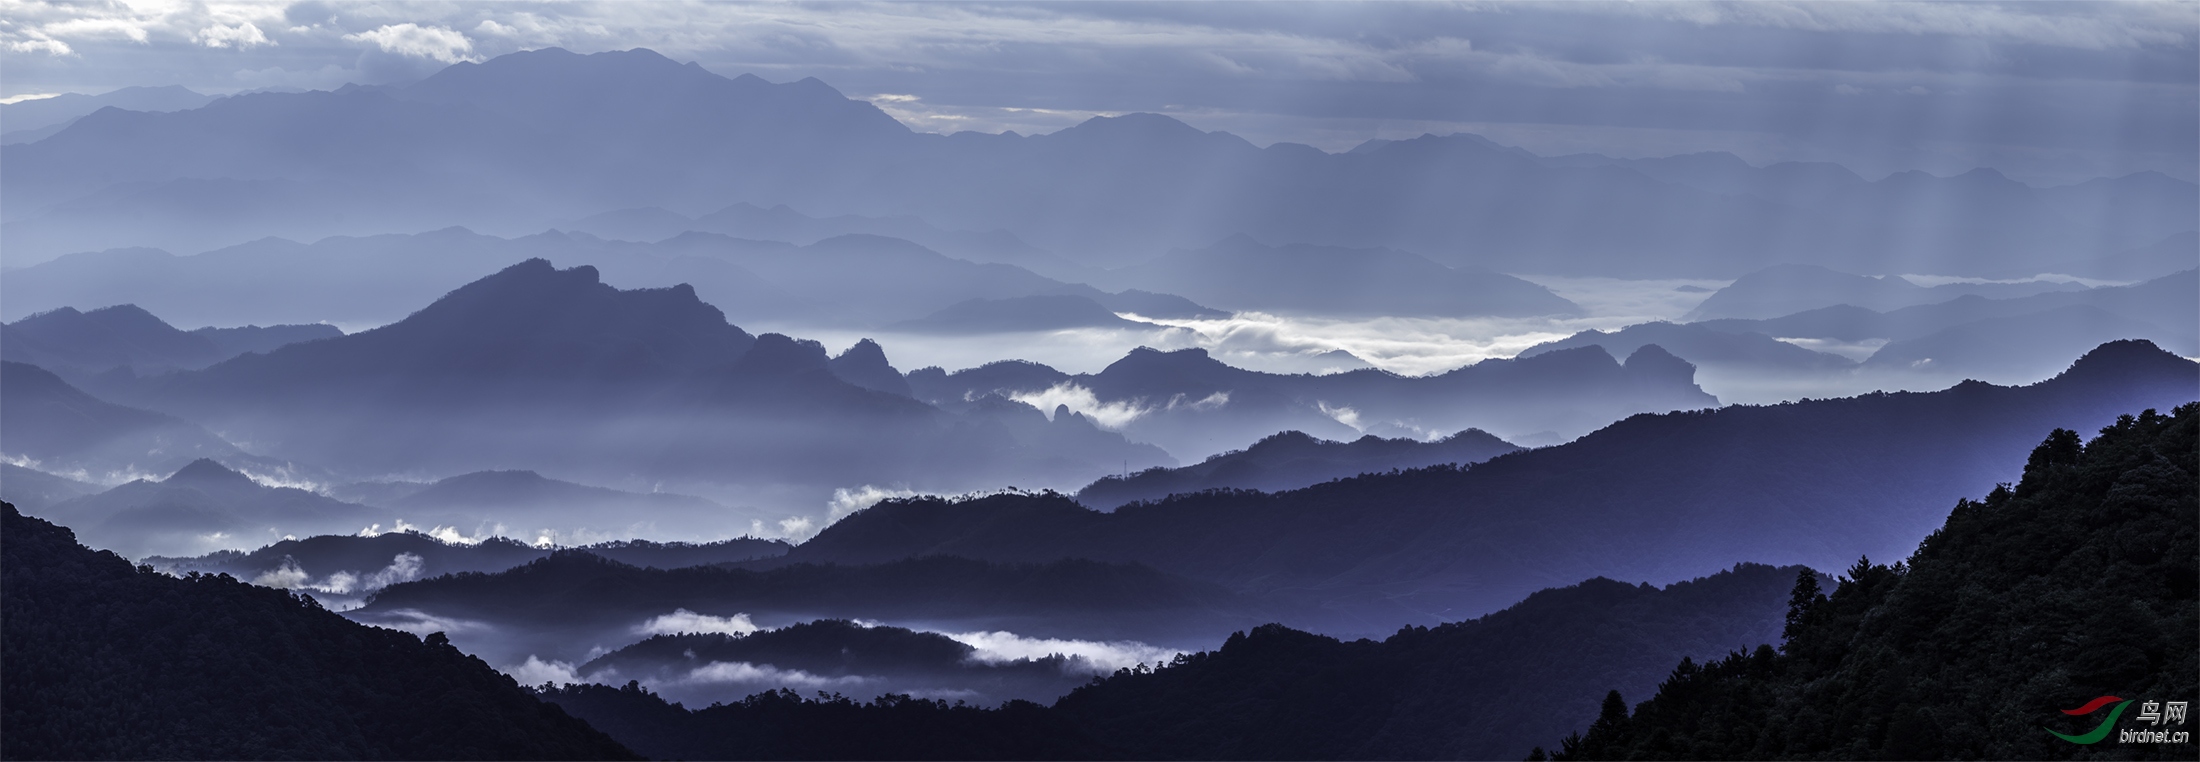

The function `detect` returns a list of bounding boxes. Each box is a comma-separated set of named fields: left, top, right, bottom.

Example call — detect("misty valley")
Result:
left=3, top=13, right=2197, bottom=762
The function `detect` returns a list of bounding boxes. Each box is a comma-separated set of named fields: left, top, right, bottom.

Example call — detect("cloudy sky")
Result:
left=2, top=1, right=2193, bottom=183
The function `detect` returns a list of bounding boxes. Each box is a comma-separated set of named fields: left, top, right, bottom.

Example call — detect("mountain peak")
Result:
left=165, top=458, right=255, bottom=488
left=827, top=338, right=912, bottom=397
left=2057, top=339, right=2188, bottom=383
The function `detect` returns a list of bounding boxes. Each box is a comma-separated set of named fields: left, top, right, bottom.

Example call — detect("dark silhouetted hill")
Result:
left=577, top=619, right=1090, bottom=707
left=534, top=563, right=1802, bottom=760
left=353, top=551, right=1276, bottom=663
left=0, top=502, right=638, bottom=760
left=144, top=531, right=790, bottom=605
left=1546, top=404, right=2197, bottom=760
left=1076, top=429, right=1521, bottom=510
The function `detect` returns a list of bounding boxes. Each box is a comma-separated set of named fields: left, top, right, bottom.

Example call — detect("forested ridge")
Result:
left=536, top=562, right=1801, bottom=760
left=1545, top=403, right=2199, bottom=760
left=0, top=501, right=638, bottom=760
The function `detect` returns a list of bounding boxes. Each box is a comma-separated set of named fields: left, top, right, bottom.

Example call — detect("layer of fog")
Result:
left=780, top=275, right=1729, bottom=378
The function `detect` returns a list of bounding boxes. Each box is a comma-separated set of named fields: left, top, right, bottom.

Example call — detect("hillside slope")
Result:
left=1549, top=403, right=2198, bottom=760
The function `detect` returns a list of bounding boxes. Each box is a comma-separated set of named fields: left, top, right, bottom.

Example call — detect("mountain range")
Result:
left=1075, top=429, right=1521, bottom=510
left=780, top=340, right=2198, bottom=632
left=1, top=303, right=340, bottom=375
left=69, top=258, right=1170, bottom=506
left=910, top=343, right=1717, bottom=459
left=0, top=226, right=1228, bottom=330
left=6, top=47, right=2189, bottom=277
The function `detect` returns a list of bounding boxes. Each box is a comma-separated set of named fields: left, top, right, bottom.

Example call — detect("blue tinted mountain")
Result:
left=1102, top=236, right=1579, bottom=318
left=83, top=260, right=1169, bottom=520
left=1519, top=321, right=1857, bottom=373
left=1861, top=304, right=2175, bottom=380
left=0, top=503, right=638, bottom=760
left=2, top=304, right=224, bottom=372
left=1683, top=263, right=2087, bottom=321
left=2, top=303, right=341, bottom=375
left=570, top=201, right=1099, bottom=281
left=787, top=341, right=2199, bottom=632
left=912, top=344, right=1716, bottom=460
left=827, top=338, right=914, bottom=396
left=2, top=227, right=1216, bottom=331
left=0, top=463, right=99, bottom=513
left=1076, top=429, right=1522, bottom=510
left=6, top=48, right=2186, bottom=276
left=1695, top=269, right=2198, bottom=355
left=190, top=322, right=342, bottom=356
left=0, top=360, right=243, bottom=478
left=41, top=458, right=374, bottom=558
left=0, top=85, right=217, bottom=143
left=2011, top=230, right=2198, bottom=281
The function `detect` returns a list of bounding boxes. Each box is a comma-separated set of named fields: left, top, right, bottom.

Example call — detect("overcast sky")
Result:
left=3, top=1, right=2193, bottom=183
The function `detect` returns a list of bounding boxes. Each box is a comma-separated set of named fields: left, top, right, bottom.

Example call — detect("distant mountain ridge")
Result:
left=1076, top=429, right=1522, bottom=510
left=5, top=47, right=2187, bottom=275
left=69, top=260, right=1174, bottom=527
left=911, top=343, right=1717, bottom=459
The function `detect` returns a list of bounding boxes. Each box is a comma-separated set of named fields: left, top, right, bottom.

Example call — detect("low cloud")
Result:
left=364, top=608, right=489, bottom=637
left=637, top=609, right=759, bottom=637
left=829, top=485, right=919, bottom=521
left=946, top=630, right=1184, bottom=674
left=504, top=655, right=581, bottom=687
left=343, top=24, right=478, bottom=64
left=195, top=23, right=272, bottom=50
left=1011, top=383, right=1151, bottom=429
left=683, top=661, right=872, bottom=689
left=249, top=553, right=423, bottom=596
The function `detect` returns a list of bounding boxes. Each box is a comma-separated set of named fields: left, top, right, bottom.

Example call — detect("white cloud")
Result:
left=7, top=38, right=72, bottom=56
left=946, top=630, right=1183, bottom=674
left=195, top=23, right=272, bottom=50
left=251, top=559, right=311, bottom=589
left=344, top=23, right=478, bottom=64
left=1317, top=401, right=1363, bottom=431
left=828, top=485, right=918, bottom=521
left=1010, top=382, right=1152, bottom=429
left=636, top=609, right=759, bottom=637
left=504, top=655, right=581, bottom=686
left=683, top=661, right=871, bottom=689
